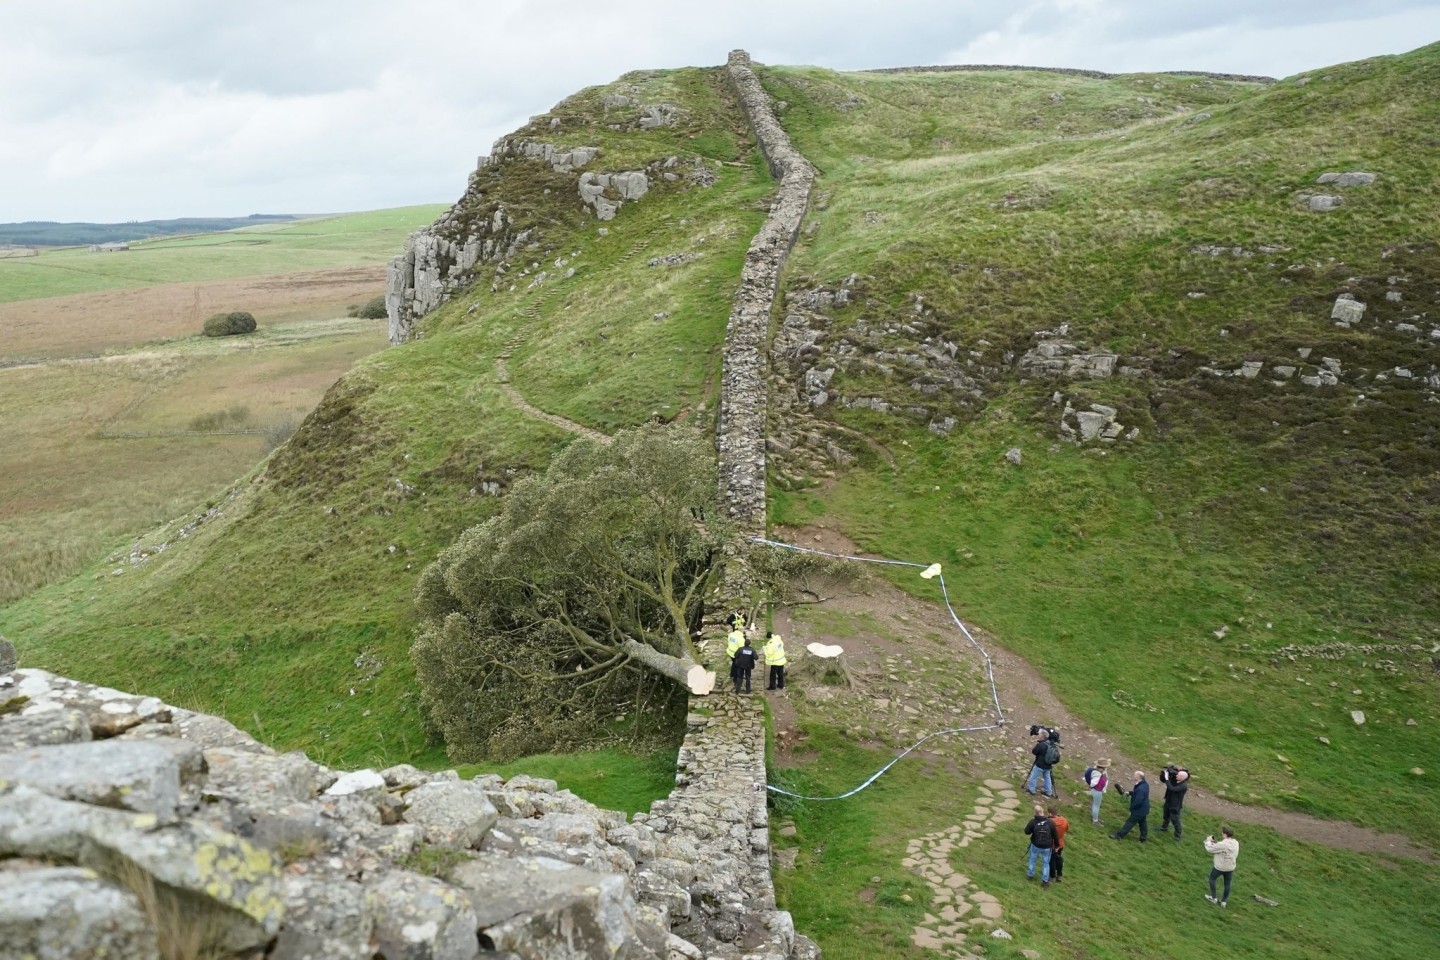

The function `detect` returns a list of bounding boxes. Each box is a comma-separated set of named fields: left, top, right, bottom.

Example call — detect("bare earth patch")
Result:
left=0, top=267, right=384, bottom=361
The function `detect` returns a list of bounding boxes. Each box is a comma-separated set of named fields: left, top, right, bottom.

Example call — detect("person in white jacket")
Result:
left=1203, top=826, right=1240, bottom=906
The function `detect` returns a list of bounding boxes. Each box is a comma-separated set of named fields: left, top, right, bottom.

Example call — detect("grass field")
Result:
left=0, top=206, right=446, bottom=305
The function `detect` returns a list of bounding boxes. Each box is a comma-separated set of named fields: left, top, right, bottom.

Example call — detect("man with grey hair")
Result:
left=1110, top=770, right=1150, bottom=842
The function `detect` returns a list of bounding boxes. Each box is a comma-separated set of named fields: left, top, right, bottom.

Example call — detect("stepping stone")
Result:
left=940, top=906, right=961, bottom=922
left=998, top=789, right=1018, bottom=798
left=951, top=874, right=969, bottom=887
left=983, top=779, right=1010, bottom=790
left=998, top=798, right=1021, bottom=810
left=959, top=838, right=971, bottom=847
left=964, top=813, right=987, bottom=822
left=902, top=858, right=918, bottom=868
left=970, top=892, right=998, bottom=904
left=944, top=874, right=968, bottom=889
left=911, top=927, right=944, bottom=949
left=924, top=913, right=940, bottom=925
left=974, top=796, right=993, bottom=805
left=979, top=901, right=1003, bottom=920
left=933, top=862, right=954, bottom=878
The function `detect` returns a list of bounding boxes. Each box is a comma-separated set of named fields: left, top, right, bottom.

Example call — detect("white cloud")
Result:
left=1, top=0, right=1434, bottom=221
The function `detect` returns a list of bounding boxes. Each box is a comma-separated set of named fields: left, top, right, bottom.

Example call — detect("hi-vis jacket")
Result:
left=763, top=636, right=787, bottom=666
left=726, top=631, right=745, bottom=660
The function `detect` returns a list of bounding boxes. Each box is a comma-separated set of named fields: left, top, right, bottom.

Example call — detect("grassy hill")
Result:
left=3, top=45, right=1439, bottom=959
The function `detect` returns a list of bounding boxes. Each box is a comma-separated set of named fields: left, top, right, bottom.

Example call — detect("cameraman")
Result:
left=1159, top=765, right=1190, bottom=842
left=1025, top=726, right=1060, bottom=798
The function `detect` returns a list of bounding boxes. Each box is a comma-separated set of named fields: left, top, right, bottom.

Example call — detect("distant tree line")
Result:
left=0, top=214, right=298, bottom=248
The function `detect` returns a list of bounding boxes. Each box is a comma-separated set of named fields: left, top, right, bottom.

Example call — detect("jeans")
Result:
left=1161, top=806, right=1183, bottom=839
left=1026, top=844, right=1053, bottom=882
left=1090, top=788, right=1105, bottom=822
left=767, top=665, right=785, bottom=689
left=1115, top=811, right=1148, bottom=840
left=1208, top=868, right=1234, bottom=902
left=1025, top=765, right=1054, bottom=795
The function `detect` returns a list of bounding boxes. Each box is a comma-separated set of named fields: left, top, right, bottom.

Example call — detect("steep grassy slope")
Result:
left=761, top=45, right=1440, bottom=844
left=0, top=67, right=769, bottom=769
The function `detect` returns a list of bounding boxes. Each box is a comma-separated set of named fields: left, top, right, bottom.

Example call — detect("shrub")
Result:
left=354, top=295, right=388, bottom=320
left=202, top=311, right=257, bottom=337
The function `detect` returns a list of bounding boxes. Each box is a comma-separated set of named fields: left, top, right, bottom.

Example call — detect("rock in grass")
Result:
left=1412, top=768, right=1425, bottom=777
left=1351, top=710, right=1366, bottom=725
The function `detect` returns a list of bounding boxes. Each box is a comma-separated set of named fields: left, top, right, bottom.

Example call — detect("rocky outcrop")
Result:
left=0, top=669, right=724, bottom=959
left=718, top=49, right=816, bottom=535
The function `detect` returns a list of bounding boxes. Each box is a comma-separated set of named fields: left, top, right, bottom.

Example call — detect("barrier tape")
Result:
left=751, top=536, right=1008, bottom=801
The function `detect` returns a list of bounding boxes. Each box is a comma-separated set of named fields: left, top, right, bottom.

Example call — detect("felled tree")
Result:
left=412, top=425, right=729, bottom=761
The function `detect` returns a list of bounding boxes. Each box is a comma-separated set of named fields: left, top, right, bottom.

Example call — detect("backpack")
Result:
left=1030, top=816, right=1055, bottom=848
left=1085, top=767, right=1108, bottom=791
left=1044, top=740, right=1061, bottom=767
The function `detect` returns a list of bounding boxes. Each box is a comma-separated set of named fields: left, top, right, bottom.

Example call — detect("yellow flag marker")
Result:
left=920, top=563, right=942, bottom=580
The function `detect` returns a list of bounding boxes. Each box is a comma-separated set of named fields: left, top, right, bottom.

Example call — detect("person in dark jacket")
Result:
left=732, top=640, right=758, bottom=694
left=1025, top=729, right=1059, bottom=797
left=1110, top=770, right=1150, bottom=842
left=1023, top=804, right=1056, bottom=887
left=1159, top=766, right=1189, bottom=842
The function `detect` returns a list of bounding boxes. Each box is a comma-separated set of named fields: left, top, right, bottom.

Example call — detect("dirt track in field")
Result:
left=0, top=267, right=385, bottom=360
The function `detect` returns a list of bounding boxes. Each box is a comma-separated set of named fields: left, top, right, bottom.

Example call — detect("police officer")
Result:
left=764, top=631, right=787, bottom=690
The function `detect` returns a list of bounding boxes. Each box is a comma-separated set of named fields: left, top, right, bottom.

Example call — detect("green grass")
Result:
left=773, top=726, right=1440, bottom=960
left=763, top=44, right=1440, bottom=847
left=0, top=206, right=447, bottom=303
left=457, top=744, right=680, bottom=816
left=0, top=66, right=770, bottom=770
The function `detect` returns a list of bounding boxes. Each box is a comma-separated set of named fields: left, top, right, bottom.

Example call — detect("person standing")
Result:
left=763, top=631, right=787, bottom=690
left=726, top=625, right=745, bottom=686
left=1159, top=765, right=1190, bottom=842
left=732, top=638, right=758, bottom=694
left=1204, top=827, right=1240, bottom=907
left=1046, top=804, right=1070, bottom=882
left=1110, top=770, right=1150, bottom=842
left=1025, top=729, right=1060, bottom=797
left=1083, top=758, right=1111, bottom=825
left=1023, top=804, right=1056, bottom=888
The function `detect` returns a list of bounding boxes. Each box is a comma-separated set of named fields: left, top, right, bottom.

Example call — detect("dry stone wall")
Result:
left=0, top=667, right=758, bottom=960
left=717, top=49, right=816, bottom=536
left=863, top=64, right=1276, bottom=83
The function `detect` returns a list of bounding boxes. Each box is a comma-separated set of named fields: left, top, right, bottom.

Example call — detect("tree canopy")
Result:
left=412, top=425, right=730, bottom=761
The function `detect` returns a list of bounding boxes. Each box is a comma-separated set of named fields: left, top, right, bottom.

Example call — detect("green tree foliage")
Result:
left=412, top=426, right=729, bottom=761
left=355, top=295, right=388, bottom=319
left=202, top=310, right=257, bottom=337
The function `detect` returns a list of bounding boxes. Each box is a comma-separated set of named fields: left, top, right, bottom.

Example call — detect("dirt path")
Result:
left=769, top=524, right=1436, bottom=863
left=493, top=358, right=607, bottom=443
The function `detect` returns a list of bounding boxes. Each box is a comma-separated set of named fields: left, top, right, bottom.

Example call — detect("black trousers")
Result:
left=768, top=665, right=785, bottom=689
left=1161, top=806, right=1184, bottom=838
left=1209, top=868, right=1234, bottom=901
left=734, top=667, right=752, bottom=693
left=1051, top=846, right=1064, bottom=879
left=1116, top=812, right=1148, bottom=840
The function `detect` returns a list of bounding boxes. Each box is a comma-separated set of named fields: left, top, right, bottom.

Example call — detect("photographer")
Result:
left=1159, top=765, right=1190, bottom=842
left=1110, top=770, right=1150, bottom=842
left=1023, top=803, right=1056, bottom=887
left=1025, top=725, right=1061, bottom=798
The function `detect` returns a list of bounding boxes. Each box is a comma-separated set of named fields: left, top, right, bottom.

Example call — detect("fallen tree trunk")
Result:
left=622, top=639, right=716, bottom=695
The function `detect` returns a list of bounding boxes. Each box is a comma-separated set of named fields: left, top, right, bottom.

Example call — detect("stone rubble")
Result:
left=3, top=667, right=796, bottom=960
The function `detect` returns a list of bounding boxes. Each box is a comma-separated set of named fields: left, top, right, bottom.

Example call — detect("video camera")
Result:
left=1028, top=724, right=1060, bottom=742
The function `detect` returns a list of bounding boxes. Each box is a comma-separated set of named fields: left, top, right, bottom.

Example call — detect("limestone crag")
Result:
left=641, top=697, right=818, bottom=960
left=0, top=668, right=733, bottom=959
left=718, top=50, right=816, bottom=536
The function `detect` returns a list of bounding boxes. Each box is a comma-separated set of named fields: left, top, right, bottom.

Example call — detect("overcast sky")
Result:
left=3, top=1, right=1436, bottom=223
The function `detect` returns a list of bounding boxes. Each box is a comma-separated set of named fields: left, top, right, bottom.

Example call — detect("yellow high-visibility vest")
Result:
left=727, top=631, right=744, bottom=659
left=764, top=636, right=787, bottom=666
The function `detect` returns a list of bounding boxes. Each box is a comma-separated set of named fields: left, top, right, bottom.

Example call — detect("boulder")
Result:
left=0, top=864, right=159, bottom=960
left=366, top=870, right=479, bottom=960
left=0, top=741, right=182, bottom=820
left=0, top=786, right=285, bottom=951
left=450, top=853, right=668, bottom=960
left=1308, top=195, right=1343, bottom=212
left=402, top=780, right=499, bottom=849
left=1331, top=297, right=1366, bottom=324
left=0, top=638, right=15, bottom=675
left=271, top=870, right=375, bottom=960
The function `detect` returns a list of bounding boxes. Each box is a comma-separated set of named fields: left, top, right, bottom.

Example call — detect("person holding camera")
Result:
left=1023, top=803, right=1057, bottom=887
left=1025, top=726, right=1061, bottom=798
left=1204, top=827, right=1240, bottom=907
left=1110, top=770, right=1150, bottom=842
left=1082, top=758, right=1111, bottom=825
left=1159, top=765, right=1190, bottom=842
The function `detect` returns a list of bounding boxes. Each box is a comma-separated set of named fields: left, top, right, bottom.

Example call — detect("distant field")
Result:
left=0, top=316, right=388, bottom=603
left=0, top=205, right=446, bottom=304
left=0, top=267, right=384, bottom=361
